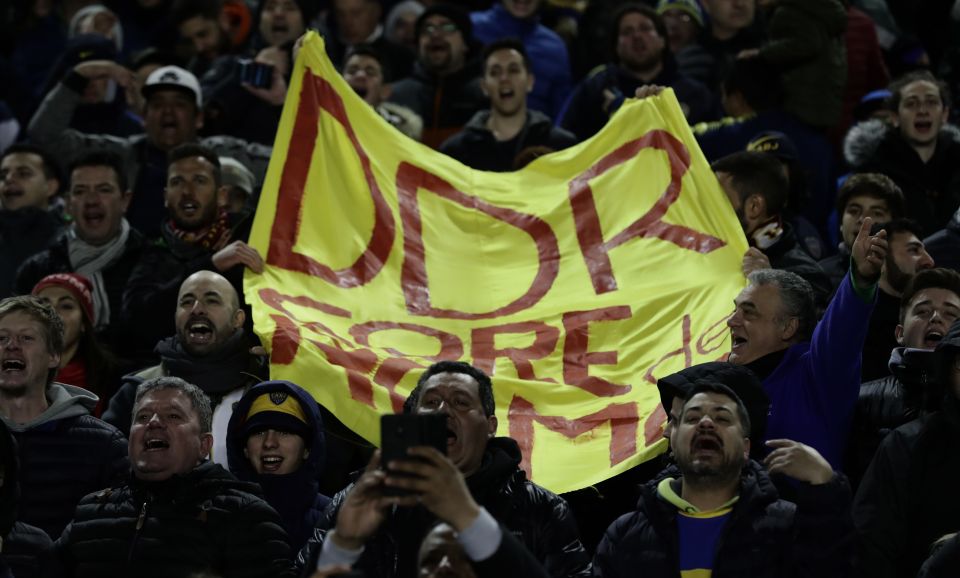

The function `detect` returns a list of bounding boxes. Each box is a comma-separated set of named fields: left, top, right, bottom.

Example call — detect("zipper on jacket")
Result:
left=127, top=499, right=150, bottom=563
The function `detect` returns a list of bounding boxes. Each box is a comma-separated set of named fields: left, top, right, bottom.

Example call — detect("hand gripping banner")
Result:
left=245, top=32, right=748, bottom=493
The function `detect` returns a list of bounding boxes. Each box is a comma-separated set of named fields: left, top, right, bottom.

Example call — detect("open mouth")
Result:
left=83, top=209, right=106, bottom=227
left=352, top=85, right=368, bottom=98
left=178, top=200, right=200, bottom=217
left=692, top=435, right=722, bottom=453
left=260, top=455, right=284, bottom=472
left=144, top=438, right=170, bottom=451
left=924, top=330, right=944, bottom=348
left=915, top=120, right=933, bottom=133
left=731, top=334, right=747, bottom=349
left=186, top=319, right=214, bottom=343
left=446, top=427, right=458, bottom=447
left=1, top=359, right=25, bottom=372
left=498, top=88, right=515, bottom=100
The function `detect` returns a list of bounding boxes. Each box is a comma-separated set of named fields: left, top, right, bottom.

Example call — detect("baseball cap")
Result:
left=142, top=65, right=202, bottom=108
left=746, top=131, right=799, bottom=163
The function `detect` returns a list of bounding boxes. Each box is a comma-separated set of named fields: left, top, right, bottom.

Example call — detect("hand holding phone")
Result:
left=380, top=414, right=448, bottom=496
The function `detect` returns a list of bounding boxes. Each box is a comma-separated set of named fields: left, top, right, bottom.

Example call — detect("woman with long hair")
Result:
left=31, top=273, right=119, bottom=417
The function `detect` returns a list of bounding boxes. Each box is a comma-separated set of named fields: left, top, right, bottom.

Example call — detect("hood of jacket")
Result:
left=225, top=380, right=326, bottom=484
left=644, top=459, right=779, bottom=512
left=1, top=382, right=96, bottom=432
left=844, top=119, right=960, bottom=168
left=778, top=0, right=847, bottom=35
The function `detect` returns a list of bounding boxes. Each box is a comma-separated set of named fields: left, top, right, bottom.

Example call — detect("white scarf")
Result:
left=68, top=218, right=131, bottom=328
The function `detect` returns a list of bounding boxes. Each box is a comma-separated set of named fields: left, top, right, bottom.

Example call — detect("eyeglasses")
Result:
left=422, top=22, right=459, bottom=37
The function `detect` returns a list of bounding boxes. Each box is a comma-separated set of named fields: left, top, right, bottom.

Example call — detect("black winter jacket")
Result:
left=0, top=417, right=53, bottom=578
left=844, top=119, right=960, bottom=236
left=847, top=347, right=939, bottom=488
left=54, top=461, right=294, bottom=577
left=593, top=461, right=855, bottom=578
left=853, top=395, right=960, bottom=578
left=924, top=208, right=960, bottom=272
left=8, top=383, right=128, bottom=540
left=295, top=437, right=592, bottom=578
left=762, top=223, right=832, bottom=310
left=440, top=110, right=577, bottom=172
left=15, top=227, right=145, bottom=355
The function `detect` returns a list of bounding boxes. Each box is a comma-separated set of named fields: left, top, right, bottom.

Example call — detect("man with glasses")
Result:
left=388, top=4, right=486, bottom=148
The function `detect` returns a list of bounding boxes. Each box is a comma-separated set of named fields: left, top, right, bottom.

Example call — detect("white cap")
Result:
left=142, top=65, right=202, bottom=108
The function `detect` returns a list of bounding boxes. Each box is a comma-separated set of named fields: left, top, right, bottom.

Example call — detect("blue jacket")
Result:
left=759, top=274, right=875, bottom=469
left=471, top=4, right=572, bottom=119
left=226, top=380, right=331, bottom=553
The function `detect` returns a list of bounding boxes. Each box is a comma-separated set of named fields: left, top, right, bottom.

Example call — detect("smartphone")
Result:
left=380, top=413, right=448, bottom=496
left=238, top=59, right=273, bottom=89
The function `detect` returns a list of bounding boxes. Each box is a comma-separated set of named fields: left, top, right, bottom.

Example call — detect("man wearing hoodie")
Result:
left=848, top=267, right=960, bottom=487
left=0, top=296, right=128, bottom=540
left=296, top=360, right=592, bottom=578
left=441, top=39, right=576, bottom=171
left=594, top=382, right=854, bottom=578
left=226, top=380, right=330, bottom=553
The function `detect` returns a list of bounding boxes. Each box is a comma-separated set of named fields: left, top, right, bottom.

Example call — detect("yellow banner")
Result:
left=246, top=32, right=748, bottom=494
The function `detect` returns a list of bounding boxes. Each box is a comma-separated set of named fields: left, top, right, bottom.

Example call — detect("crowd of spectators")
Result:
left=3, top=0, right=960, bottom=576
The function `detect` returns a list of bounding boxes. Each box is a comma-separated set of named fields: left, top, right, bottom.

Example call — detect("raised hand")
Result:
left=383, top=446, right=480, bottom=532
left=763, top=439, right=834, bottom=485
left=850, top=216, right=888, bottom=286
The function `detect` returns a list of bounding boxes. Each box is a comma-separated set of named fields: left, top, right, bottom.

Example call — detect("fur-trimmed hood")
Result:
left=844, top=118, right=960, bottom=168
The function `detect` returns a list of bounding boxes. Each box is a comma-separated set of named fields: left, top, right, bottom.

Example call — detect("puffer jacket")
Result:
left=844, top=119, right=960, bottom=236
left=853, top=323, right=960, bottom=578
left=847, top=347, right=939, bottom=488
left=295, top=437, right=591, bottom=578
left=593, top=461, right=854, bottom=578
left=758, top=0, right=847, bottom=128
left=0, top=418, right=53, bottom=578
left=226, top=380, right=331, bottom=553
left=54, top=461, right=294, bottom=577
left=7, top=383, right=128, bottom=540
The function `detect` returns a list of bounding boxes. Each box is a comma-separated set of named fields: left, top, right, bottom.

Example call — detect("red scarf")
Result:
left=166, top=209, right=232, bottom=252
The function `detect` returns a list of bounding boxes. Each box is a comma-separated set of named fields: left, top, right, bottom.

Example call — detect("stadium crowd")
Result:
left=2, top=0, right=960, bottom=576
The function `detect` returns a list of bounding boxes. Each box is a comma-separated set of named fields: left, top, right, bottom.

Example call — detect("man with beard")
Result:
left=849, top=268, right=960, bottom=487
left=15, top=151, right=144, bottom=357
left=712, top=151, right=832, bottom=307
left=594, top=382, right=854, bottom=577
left=296, top=361, right=591, bottom=578
left=121, top=143, right=263, bottom=354
left=441, top=39, right=576, bottom=171
left=560, top=4, right=711, bottom=142
left=172, top=0, right=233, bottom=77
left=104, top=270, right=266, bottom=465
left=389, top=5, right=487, bottom=148
left=845, top=71, right=960, bottom=235
left=860, top=219, right=935, bottom=382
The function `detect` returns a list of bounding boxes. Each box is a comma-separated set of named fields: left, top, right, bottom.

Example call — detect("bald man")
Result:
left=103, top=270, right=267, bottom=463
